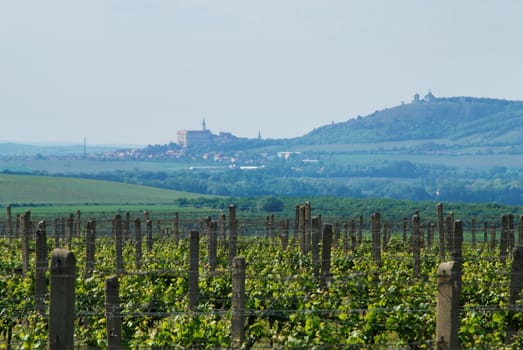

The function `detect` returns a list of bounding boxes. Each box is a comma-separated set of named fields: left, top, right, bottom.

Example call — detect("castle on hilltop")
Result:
left=177, top=119, right=237, bottom=148
left=412, top=90, right=436, bottom=103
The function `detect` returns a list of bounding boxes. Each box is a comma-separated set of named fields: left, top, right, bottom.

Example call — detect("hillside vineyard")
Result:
left=1, top=202, right=523, bottom=348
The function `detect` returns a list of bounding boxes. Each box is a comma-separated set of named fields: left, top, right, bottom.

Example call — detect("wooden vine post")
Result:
left=229, top=205, right=238, bottom=266
left=371, top=212, right=381, bottom=266
left=134, top=218, right=142, bottom=270
left=471, top=219, right=476, bottom=248
left=173, top=212, right=180, bottom=247
left=20, top=211, right=31, bottom=273
left=114, top=214, right=124, bottom=273
left=35, top=220, right=47, bottom=315
left=189, top=230, right=199, bottom=310
left=49, top=249, right=76, bottom=350
left=146, top=218, right=153, bottom=254
left=105, top=275, right=122, bottom=349
left=208, top=221, right=218, bottom=272
left=508, top=245, right=523, bottom=341
left=6, top=205, right=13, bottom=242
left=231, top=256, right=246, bottom=350
left=412, top=213, right=421, bottom=278
left=66, top=213, right=73, bottom=250
left=320, top=223, right=333, bottom=289
left=500, top=215, right=509, bottom=264
left=85, top=219, right=96, bottom=277
left=436, top=220, right=463, bottom=350
left=311, top=217, right=321, bottom=279
left=437, top=203, right=445, bottom=261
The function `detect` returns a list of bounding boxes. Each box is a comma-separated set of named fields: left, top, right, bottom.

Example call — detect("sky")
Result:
left=1, top=1, right=523, bottom=146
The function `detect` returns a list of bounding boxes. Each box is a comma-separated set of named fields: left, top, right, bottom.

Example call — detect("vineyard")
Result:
left=1, top=202, right=523, bottom=349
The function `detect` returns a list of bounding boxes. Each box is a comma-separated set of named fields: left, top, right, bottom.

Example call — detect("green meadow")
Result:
left=0, top=174, right=217, bottom=217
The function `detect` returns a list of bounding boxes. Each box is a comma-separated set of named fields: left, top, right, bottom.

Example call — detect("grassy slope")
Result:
left=0, top=174, right=210, bottom=205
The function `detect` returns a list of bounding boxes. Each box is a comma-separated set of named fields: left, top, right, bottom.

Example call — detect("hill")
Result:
left=294, top=96, right=523, bottom=150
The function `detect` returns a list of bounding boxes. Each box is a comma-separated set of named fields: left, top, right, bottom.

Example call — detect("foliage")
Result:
left=1, top=214, right=522, bottom=348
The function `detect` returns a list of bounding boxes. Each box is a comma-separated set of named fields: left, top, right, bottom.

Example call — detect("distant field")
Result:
left=0, top=159, right=208, bottom=174
left=0, top=174, right=214, bottom=208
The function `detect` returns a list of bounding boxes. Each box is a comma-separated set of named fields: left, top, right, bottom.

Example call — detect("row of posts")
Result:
left=30, top=224, right=248, bottom=349
left=8, top=203, right=523, bottom=349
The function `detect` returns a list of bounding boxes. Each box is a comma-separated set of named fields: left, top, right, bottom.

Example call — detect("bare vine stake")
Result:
left=229, top=205, right=238, bottom=266
left=320, top=223, right=333, bottom=289
left=304, top=202, right=312, bottom=254
left=85, top=219, right=96, bottom=277
left=445, top=215, right=453, bottom=256
left=437, top=203, right=445, bottom=262
left=508, top=245, right=523, bottom=341
left=134, top=218, right=142, bottom=270
left=189, top=230, right=200, bottom=310
left=428, top=222, right=434, bottom=247
left=124, top=212, right=130, bottom=242
left=265, top=216, right=270, bottom=239
left=484, top=222, right=488, bottom=244
left=342, top=223, right=348, bottom=254
left=105, top=275, right=122, bottom=350
left=219, top=213, right=226, bottom=248
left=333, top=222, right=340, bottom=249
left=6, top=205, right=12, bottom=242
left=66, top=213, right=73, bottom=250
left=436, top=220, right=463, bottom=350
left=358, top=215, right=363, bottom=245
left=436, top=260, right=461, bottom=350
left=146, top=218, right=153, bottom=253
left=293, top=205, right=299, bottom=246
left=471, top=219, right=476, bottom=248
left=35, top=220, right=47, bottom=315
left=231, top=256, right=246, bottom=350
left=311, top=217, right=321, bottom=280
left=490, top=223, right=497, bottom=251
left=350, top=219, right=357, bottom=252
left=173, top=212, right=180, bottom=247
left=500, top=215, right=508, bottom=264
left=518, top=216, right=523, bottom=245
left=208, top=221, right=217, bottom=272
left=298, top=204, right=305, bottom=255
left=61, top=217, right=65, bottom=246
left=54, top=218, right=60, bottom=248
left=402, top=216, right=408, bottom=243
left=114, top=214, right=124, bottom=274
left=279, top=219, right=289, bottom=251
left=75, top=210, right=81, bottom=238
left=49, top=249, right=76, bottom=350
left=412, top=214, right=421, bottom=279
left=508, top=214, right=515, bottom=252
left=20, top=211, right=30, bottom=273
left=371, top=213, right=381, bottom=266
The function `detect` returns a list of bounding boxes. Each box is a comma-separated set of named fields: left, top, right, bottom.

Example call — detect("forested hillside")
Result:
left=296, top=96, right=523, bottom=148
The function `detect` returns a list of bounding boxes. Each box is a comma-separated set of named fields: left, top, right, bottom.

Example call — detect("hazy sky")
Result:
left=1, top=1, right=522, bottom=145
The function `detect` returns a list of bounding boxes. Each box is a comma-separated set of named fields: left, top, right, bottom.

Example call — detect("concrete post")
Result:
left=114, top=214, right=124, bottom=273
left=436, top=261, right=461, bottom=350
left=85, top=219, right=96, bottom=277
left=105, top=275, right=122, bottom=349
left=35, top=220, right=47, bottom=315
left=189, top=230, right=199, bottom=310
left=134, top=218, right=142, bottom=270
left=231, top=256, right=246, bottom=350
left=320, top=223, right=333, bottom=289
left=49, top=249, right=76, bottom=350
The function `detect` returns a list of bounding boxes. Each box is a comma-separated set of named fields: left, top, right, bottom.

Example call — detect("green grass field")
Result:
left=0, top=174, right=217, bottom=216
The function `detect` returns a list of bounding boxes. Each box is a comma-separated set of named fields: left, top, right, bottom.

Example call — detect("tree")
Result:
left=257, top=197, right=284, bottom=212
